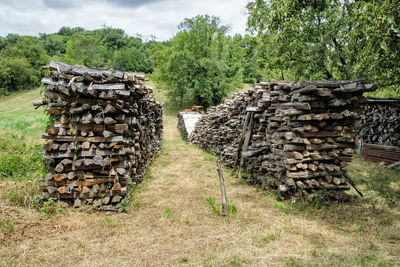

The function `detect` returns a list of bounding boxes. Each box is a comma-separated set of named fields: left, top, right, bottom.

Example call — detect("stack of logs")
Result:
left=355, top=97, right=400, bottom=147
left=191, top=93, right=247, bottom=164
left=34, top=61, right=163, bottom=210
left=191, top=80, right=375, bottom=197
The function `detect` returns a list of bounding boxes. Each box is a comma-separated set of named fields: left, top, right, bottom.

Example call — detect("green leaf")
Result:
left=380, top=40, right=388, bottom=51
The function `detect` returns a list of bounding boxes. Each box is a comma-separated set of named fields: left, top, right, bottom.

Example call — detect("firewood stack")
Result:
left=190, top=92, right=248, bottom=165
left=354, top=97, right=400, bottom=147
left=191, top=80, right=376, bottom=197
left=34, top=61, right=163, bottom=211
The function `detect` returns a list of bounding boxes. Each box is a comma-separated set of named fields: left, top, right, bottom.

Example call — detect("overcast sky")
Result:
left=0, top=0, right=251, bottom=41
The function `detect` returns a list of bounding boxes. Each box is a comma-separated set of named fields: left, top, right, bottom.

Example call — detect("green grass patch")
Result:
left=253, top=229, right=281, bottom=248
left=274, top=201, right=299, bottom=213
left=180, top=255, right=189, bottom=263
left=0, top=219, right=13, bottom=235
left=0, top=131, right=45, bottom=180
left=346, top=156, right=400, bottom=207
left=203, top=153, right=215, bottom=162
left=206, top=196, right=237, bottom=216
left=0, top=88, right=47, bottom=182
left=164, top=207, right=173, bottom=218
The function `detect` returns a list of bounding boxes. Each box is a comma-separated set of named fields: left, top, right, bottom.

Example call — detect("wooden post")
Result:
left=343, top=174, right=363, bottom=197
left=217, top=160, right=228, bottom=216
left=238, top=111, right=255, bottom=179
left=233, top=112, right=251, bottom=168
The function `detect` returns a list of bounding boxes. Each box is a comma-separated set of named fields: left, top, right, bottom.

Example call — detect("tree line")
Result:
left=0, top=27, right=157, bottom=95
left=0, top=0, right=399, bottom=107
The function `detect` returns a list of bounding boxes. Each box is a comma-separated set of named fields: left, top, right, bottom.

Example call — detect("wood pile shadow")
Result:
left=34, top=61, right=163, bottom=211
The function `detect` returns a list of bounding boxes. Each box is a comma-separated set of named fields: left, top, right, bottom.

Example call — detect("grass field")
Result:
left=0, top=86, right=399, bottom=266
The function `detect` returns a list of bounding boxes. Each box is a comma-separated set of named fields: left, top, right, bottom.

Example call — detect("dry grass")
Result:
left=0, top=86, right=399, bottom=266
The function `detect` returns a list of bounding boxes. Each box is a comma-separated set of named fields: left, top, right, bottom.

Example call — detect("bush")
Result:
left=0, top=38, right=49, bottom=94
left=112, top=46, right=152, bottom=73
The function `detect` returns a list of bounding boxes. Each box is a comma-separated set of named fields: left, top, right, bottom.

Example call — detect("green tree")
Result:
left=39, top=33, right=67, bottom=58
left=0, top=38, right=49, bottom=94
left=93, top=27, right=129, bottom=50
left=350, top=0, right=400, bottom=96
left=154, top=15, right=243, bottom=108
left=56, top=26, right=85, bottom=37
left=0, top=34, right=21, bottom=50
left=63, top=33, right=107, bottom=68
left=234, top=34, right=265, bottom=83
left=247, top=0, right=350, bottom=81
left=112, top=46, right=151, bottom=72
left=246, top=0, right=400, bottom=96
left=0, top=57, right=38, bottom=94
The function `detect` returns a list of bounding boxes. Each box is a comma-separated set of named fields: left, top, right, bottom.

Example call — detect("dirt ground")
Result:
left=0, top=88, right=399, bottom=266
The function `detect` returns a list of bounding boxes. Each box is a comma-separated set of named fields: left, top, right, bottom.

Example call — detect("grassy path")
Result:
left=0, top=88, right=399, bottom=266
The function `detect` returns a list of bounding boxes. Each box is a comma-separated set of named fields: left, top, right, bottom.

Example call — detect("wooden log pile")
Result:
left=191, top=92, right=249, bottom=165
left=191, top=80, right=375, bottom=197
left=354, top=97, right=400, bottom=147
left=34, top=61, right=163, bottom=211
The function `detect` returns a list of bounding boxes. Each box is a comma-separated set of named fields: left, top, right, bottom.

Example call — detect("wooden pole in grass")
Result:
left=217, top=160, right=228, bottom=216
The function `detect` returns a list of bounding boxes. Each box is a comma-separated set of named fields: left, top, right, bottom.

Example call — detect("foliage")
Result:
left=239, top=35, right=265, bottom=83
left=206, top=196, right=237, bottom=216
left=117, top=197, right=129, bottom=213
left=247, top=0, right=350, bottom=81
left=0, top=33, right=21, bottom=50
left=39, top=33, right=67, bottom=58
left=350, top=0, right=400, bottom=95
left=206, top=196, right=220, bottom=214
left=308, top=189, right=327, bottom=209
left=0, top=57, right=38, bottom=95
left=0, top=219, right=13, bottom=235
left=56, top=26, right=85, bottom=36
left=64, top=32, right=108, bottom=68
left=0, top=132, right=44, bottom=180
left=153, top=15, right=243, bottom=108
left=39, top=197, right=66, bottom=218
left=246, top=0, right=400, bottom=96
left=112, top=46, right=152, bottom=72
left=0, top=38, right=49, bottom=94
left=93, top=27, right=129, bottom=50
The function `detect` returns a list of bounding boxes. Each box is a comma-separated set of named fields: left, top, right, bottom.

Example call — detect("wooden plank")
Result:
left=246, top=106, right=262, bottom=112
left=92, top=84, right=126, bottom=90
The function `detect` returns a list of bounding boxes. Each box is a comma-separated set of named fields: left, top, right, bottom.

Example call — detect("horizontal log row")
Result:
left=354, top=98, right=400, bottom=147
left=35, top=61, right=163, bottom=210
left=191, top=80, right=375, bottom=197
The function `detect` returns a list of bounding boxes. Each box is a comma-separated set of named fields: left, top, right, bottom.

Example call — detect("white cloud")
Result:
left=0, top=0, right=251, bottom=40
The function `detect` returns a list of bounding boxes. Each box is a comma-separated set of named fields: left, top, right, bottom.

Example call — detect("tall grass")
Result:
left=0, top=88, right=46, bottom=181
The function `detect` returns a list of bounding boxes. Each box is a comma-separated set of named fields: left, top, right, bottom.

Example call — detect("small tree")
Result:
left=154, top=15, right=243, bottom=108
left=64, top=33, right=107, bottom=68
